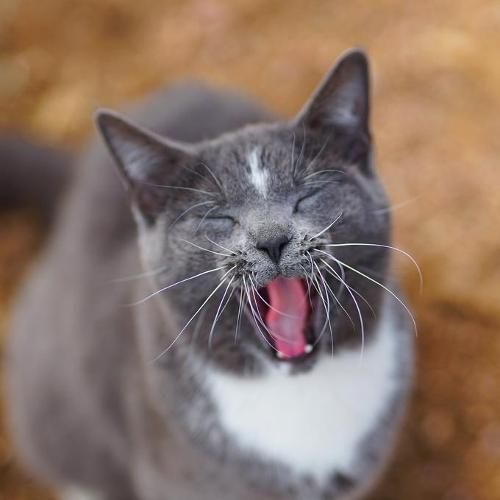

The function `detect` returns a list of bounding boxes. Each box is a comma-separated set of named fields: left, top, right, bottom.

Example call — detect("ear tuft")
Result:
left=296, top=48, right=370, bottom=133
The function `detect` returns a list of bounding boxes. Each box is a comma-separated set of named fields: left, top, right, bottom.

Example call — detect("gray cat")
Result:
left=5, top=49, right=414, bottom=500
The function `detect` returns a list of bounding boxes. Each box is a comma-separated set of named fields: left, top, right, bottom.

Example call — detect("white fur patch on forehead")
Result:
left=247, top=147, right=269, bottom=197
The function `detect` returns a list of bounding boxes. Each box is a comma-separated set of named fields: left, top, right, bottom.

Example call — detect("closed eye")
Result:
left=293, top=189, right=320, bottom=213
left=205, top=215, right=236, bottom=223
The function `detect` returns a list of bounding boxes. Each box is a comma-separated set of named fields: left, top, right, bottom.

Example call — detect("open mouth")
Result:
left=254, top=277, right=318, bottom=362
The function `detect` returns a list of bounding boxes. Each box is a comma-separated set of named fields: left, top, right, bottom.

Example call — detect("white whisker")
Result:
left=180, top=238, right=233, bottom=257
left=248, top=277, right=295, bottom=344
left=302, top=138, right=330, bottom=177
left=316, top=249, right=418, bottom=335
left=319, top=257, right=365, bottom=357
left=372, top=197, right=419, bottom=215
left=242, top=276, right=280, bottom=353
left=301, top=180, right=340, bottom=188
left=198, top=161, right=225, bottom=195
left=308, top=211, right=343, bottom=240
left=299, top=263, right=314, bottom=307
left=208, top=275, right=236, bottom=348
left=152, top=266, right=236, bottom=362
left=310, top=259, right=334, bottom=356
left=312, top=256, right=354, bottom=328
left=169, top=200, right=215, bottom=227
left=303, top=169, right=345, bottom=180
left=144, top=182, right=216, bottom=197
left=234, top=286, right=244, bottom=344
left=129, top=265, right=226, bottom=306
left=319, top=242, right=423, bottom=293
left=196, top=205, right=218, bottom=231
left=205, top=236, right=237, bottom=255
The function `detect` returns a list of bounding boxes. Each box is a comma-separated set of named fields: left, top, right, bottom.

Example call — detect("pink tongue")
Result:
left=265, top=278, right=308, bottom=359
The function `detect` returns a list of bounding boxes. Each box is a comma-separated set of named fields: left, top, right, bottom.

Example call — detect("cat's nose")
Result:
left=256, top=235, right=290, bottom=264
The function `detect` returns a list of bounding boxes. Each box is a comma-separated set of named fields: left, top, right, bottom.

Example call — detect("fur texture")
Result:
left=62, top=488, right=103, bottom=500
left=205, top=297, right=411, bottom=495
left=6, top=50, right=414, bottom=500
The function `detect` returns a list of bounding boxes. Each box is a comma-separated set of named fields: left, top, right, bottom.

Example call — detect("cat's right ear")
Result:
left=95, top=110, right=194, bottom=221
left=293, top=49, right=371, bottom=166
left=295, top=49, right=370, bottom=134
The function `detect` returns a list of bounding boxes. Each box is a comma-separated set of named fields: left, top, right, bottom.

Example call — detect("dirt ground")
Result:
left=1, top=1, right=500, bottom=499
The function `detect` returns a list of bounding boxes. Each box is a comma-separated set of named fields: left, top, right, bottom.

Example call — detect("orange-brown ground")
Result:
left=1, top=1, right=499, bottom=499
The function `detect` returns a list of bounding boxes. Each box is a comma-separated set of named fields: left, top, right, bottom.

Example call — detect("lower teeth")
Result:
left=276, top=344, right=314, bottom=359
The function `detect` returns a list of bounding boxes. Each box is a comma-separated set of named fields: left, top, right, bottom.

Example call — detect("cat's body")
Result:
left=5, top=51, right=414, bottom=500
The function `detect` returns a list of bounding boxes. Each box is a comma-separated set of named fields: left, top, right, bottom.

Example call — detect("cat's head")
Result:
left=96, top=49, right=391, bottom=373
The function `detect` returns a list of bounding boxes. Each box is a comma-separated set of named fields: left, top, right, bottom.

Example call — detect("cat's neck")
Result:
left=202, top=299, right=404, bottom=484
left=135, top=280, right=411, bottom=496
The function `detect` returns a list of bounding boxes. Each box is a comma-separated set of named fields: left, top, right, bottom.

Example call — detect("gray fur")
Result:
left=6, top=49, right=414, bottom=499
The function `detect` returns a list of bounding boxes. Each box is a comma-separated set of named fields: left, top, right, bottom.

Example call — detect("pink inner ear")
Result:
left=265, top=278, right=308, bottom=358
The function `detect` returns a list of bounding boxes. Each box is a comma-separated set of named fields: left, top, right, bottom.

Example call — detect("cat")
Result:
left=5, top=49, right=414, bottom=500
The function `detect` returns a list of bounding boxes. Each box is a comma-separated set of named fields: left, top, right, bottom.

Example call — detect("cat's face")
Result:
left=97, top=50, right=391, bottom=372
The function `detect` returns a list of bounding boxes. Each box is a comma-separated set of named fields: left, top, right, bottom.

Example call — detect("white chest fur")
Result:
left=205, top=306, right=401, bottom=486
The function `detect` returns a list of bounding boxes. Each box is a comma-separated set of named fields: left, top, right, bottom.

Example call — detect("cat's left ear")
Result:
left=294, top=49, right=371, bottom=158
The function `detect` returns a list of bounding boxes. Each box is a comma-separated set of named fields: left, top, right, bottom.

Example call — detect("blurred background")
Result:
left=0, top=0, right=499, bottom=499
